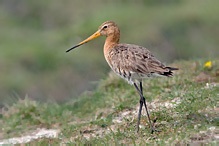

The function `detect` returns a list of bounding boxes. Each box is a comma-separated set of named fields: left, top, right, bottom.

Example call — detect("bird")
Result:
left=66, top=21, right=178, bottom=133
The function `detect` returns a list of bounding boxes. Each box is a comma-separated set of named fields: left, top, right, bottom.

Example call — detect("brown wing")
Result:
left=107, top=43, right=176, bottom=77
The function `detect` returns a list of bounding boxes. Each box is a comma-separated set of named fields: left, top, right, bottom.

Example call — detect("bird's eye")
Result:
left=103, top=25, right=108, bottom=29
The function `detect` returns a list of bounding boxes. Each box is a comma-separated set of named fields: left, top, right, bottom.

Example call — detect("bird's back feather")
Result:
left=105, top=43, right=178, bottom=84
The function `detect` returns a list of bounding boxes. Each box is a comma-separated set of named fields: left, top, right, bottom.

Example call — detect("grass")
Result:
left=1, top=0, right=219, bottom=106
left=0, top=59, right=218, bottom=144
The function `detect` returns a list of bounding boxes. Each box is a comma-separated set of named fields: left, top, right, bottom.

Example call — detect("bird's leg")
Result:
left=139, top=82, right=156, bottom=134
left=134, top=82, right=156, bottom=133
left=134, top=83, right=144, bottom=133
left=140, top=81, right=143, bottom=95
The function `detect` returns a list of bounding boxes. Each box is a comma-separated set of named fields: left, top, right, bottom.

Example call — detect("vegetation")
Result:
left=0, top=59, right=218, bottom=144
left=0, top=0, right=218, bottom=105
left=0, top=0, right=218, bottom=144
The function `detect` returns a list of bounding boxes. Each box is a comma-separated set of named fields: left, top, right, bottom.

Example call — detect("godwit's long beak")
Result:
left=66, top=31, right=101, bottom=52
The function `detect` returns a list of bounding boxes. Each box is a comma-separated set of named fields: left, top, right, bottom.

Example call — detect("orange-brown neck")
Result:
left=104, top=31, right=120, bottom=56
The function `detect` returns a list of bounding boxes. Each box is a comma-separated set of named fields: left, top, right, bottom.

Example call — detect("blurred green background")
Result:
left=0, top=0, right=218, bottom=107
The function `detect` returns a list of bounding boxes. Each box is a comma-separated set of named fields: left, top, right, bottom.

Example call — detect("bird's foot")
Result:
left=150, top=126, right=161, bottom=134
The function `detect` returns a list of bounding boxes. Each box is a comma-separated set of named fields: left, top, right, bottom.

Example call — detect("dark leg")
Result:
left=134, top=83, right=144, bottom=132
left=139, top=82, right=156, bottom=133
left=134, top=82, right=155, bottom=133
left=140, top=81, right=143, bottom=95
left=135, top=84, right=144, bottom=132
left=136, top=96, right=143, bottom=132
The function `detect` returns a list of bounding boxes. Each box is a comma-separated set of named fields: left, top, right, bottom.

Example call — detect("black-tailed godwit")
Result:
left=66, top=21, right=178, bottom=133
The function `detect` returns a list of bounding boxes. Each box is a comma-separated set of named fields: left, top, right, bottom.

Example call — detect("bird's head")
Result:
left=66, top=21, right=120, bottom=52
left=98, top=21, right=120, bottom=37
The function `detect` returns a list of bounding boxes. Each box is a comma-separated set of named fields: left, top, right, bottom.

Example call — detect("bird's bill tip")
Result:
left=66, top=45, right=80, bottom=52
left=66, top=31, right=101, bottom=53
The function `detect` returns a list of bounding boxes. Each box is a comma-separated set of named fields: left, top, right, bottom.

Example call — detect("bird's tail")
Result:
left=166, top=67, right=179, bottom=71
left=161, top=67, right=179, bottom=77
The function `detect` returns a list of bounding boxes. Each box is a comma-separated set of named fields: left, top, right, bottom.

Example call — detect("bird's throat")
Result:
left=104, top=34, right=120, bottom=55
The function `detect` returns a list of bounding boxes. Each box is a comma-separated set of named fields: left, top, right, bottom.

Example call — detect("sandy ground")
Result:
left=0, top=128, right=60, bottom=145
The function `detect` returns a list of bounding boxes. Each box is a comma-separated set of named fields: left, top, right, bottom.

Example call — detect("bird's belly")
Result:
left=113, top=71, right=149, bottom=85
left=114, top=71, right=164, bottom=85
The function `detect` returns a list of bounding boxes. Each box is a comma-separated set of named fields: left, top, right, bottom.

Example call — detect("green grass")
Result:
left=0, top=59, right=218, bottom=144
left=0, top=0, right=219, bottom=106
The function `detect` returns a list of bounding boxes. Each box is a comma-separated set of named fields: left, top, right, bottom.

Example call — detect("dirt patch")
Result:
left=189, top=127, right=218, bottom=144
left=0, top=128, right=60, bottom=145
